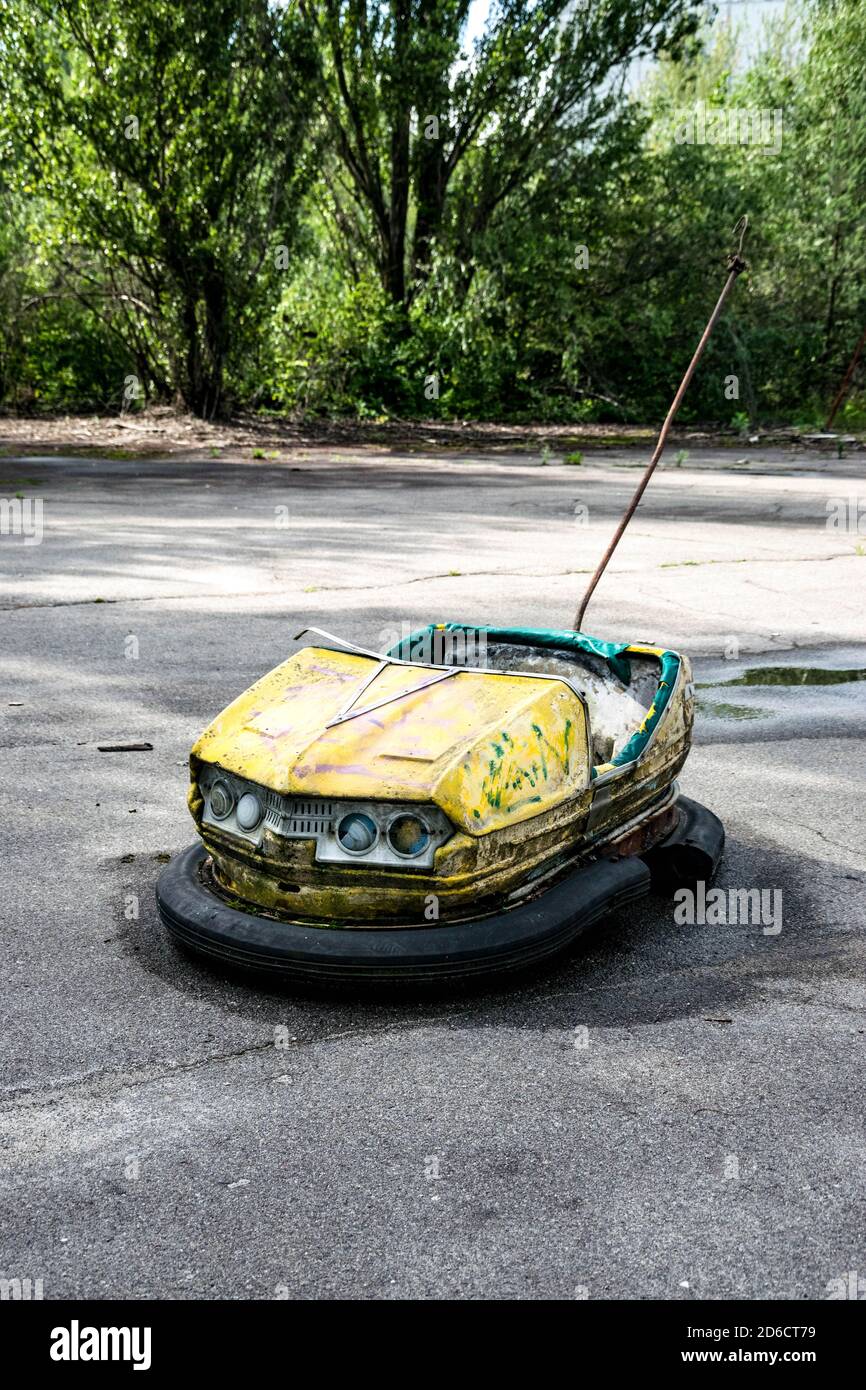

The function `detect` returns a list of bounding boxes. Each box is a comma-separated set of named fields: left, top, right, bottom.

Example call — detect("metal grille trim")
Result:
left=267, top=793, right=335, bottom=837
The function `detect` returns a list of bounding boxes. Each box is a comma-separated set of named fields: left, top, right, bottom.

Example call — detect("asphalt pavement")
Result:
left=1, top=441, right=864, bottom=1299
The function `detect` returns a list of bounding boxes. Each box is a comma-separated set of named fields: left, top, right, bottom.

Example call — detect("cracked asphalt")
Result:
left=1, top=441, right=864, bottom=1300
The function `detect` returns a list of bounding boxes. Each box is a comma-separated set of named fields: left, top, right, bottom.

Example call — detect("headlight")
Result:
left=336, top=812, right=378, bottom=854
left=387, top=813, right=430, bottom=858
left=209, top=780, right=234, bottom=820
left=236, top=791, right=264, bottom=831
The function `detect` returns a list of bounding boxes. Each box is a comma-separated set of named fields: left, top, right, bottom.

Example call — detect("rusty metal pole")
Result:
left=574, top=217, right=750, bottom=632
left=824, top=322, right=866, bottom=432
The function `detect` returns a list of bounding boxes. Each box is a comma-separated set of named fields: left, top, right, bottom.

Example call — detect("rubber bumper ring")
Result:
left=157, top=842, right=651, bottom=984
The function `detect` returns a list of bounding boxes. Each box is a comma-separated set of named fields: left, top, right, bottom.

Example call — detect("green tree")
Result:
left=643, top=0, right=866, bottom=423
left=0, top=0, right=316, bottom=416
left=303, top=0, right=705, bottom=310
left=779, top=0, right=866, bottom=404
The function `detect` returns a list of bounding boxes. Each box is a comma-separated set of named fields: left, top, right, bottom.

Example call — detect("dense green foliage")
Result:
left=1, top=0, right=864, bottom=424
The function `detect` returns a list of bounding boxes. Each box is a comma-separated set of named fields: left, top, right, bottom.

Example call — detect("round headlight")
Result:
left=336, top=812, right=377, bottom=854
left=209, top=780, right=234, bottom=820
left=387, top=813, right=430, bottom=858
left=236, top=792, right=264, bottom=831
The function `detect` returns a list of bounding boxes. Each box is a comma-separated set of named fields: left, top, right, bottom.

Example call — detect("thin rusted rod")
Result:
left=574, top=220, right=749, bottom=631
left=825, top=322, right=866, bottom=431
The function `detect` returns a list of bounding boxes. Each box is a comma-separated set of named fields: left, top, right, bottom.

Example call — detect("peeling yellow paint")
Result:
left=192, top=646, right=589, bottom=834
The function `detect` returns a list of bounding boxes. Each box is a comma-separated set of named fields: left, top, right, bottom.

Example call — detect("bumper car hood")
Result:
left=192, top=644, right=590, bottom=834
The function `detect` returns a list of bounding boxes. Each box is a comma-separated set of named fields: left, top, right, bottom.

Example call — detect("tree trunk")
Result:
left=411, top=132, right=446, bottom=285
left=180, top=268, right=226, bottom=420
left=383, top=0, right=411, bottom=308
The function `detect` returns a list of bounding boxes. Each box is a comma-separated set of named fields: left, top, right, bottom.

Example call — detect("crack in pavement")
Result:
left=4, top=937, right=862, bottom=1116
left=775, top=816, right=863, bottom=860
left=0, top=551, right=857, bottom=613
left=0, top=1015, right=459, bottom=1112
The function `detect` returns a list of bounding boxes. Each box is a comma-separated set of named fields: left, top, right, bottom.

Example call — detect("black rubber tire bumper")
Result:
left=640, top=794, right=725, bottom=893
left=157, top=844, right=648, bottom=984
left=155, top=796, right=724, bottom=984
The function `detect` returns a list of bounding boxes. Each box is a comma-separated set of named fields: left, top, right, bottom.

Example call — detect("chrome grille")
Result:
left=266, top=793, right=334, bottom=837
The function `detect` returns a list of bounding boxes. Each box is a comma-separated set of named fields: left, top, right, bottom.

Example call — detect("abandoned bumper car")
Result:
left=156, top=623, right=724, bottom=982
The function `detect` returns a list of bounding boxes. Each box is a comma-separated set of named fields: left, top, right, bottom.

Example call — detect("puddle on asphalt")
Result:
left=697, top=700, right=770, bottom=721
left=701, top=666, right=866, bottom=688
